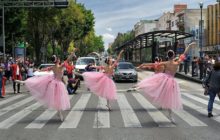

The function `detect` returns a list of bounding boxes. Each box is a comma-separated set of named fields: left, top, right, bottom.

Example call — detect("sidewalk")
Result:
left=176, top=72, right=202, bottom=84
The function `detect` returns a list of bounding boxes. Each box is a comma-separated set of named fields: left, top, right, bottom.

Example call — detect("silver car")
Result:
left=113, top=62, right=138, bottom=82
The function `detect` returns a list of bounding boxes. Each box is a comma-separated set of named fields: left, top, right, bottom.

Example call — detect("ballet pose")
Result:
left=137, top=57, right=164, bottom=74
left=82, top=50, right=124, bottom=111
left=131, top=42, right=196, bottom=123
left=16, top=50, right=77, bottom=121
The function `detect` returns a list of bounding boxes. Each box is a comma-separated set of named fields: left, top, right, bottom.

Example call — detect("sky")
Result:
left=77, top=0, right=217, bottom=49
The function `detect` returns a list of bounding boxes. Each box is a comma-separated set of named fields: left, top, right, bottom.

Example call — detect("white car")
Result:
left=33, top=64, right=55, bottom=76
left=75, top=57, right=97, bottom=74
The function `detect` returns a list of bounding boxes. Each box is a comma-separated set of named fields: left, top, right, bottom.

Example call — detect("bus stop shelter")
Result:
left=115, top=30, right=193, bottom=63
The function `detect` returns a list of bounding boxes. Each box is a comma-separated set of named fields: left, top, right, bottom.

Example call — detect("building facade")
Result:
left=134, top=20, right=157, bottom=37
left=205, top=3, right=220, bottom=54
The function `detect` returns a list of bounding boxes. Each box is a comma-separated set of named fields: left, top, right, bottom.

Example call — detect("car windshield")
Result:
left=76, top=58, right=95, bottom=65
left=117, top=63, right=134, bottom=69
left=39, top=64, right=54, bottom=70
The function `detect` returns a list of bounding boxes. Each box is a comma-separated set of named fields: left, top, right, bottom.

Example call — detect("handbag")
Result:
left=203, top=86, right=209, bottom=96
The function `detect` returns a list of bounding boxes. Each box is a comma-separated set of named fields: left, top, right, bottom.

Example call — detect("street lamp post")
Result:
left=199, top=2, right=203, bottom=58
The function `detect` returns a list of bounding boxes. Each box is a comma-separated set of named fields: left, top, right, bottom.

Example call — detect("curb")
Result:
left=175, top=72, right=202, bottom=84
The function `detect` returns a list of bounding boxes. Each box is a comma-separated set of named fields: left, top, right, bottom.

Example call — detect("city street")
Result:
left=0, top=71, right=220, bottom=140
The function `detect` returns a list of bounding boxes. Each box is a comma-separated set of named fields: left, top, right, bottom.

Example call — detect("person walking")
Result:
left=11, top=59, right=22, bottom=94
left=204, top=62, right=220, bottom=118
left=82, top=50, right=124, bottom=111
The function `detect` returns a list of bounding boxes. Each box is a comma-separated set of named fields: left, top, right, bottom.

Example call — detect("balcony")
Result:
left=176, top=20, right=185, bottom=32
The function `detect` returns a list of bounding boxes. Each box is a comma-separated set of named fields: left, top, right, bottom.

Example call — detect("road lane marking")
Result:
left=93, top=97, right=110, bottom=128
left=117, top=94, right=141, bottom=128
left=182, top=98, right=220, bottom=123
left=133, top=93, right=175, bottom=127
left=173, top=110, right=207, bottom=126
left=0, top=94, right=26, bottom=106
left=26, top=95, right=74, bottom=129
left=0, top=96, right=34, bottom=117
left=59, top=94, right=91, bottom=128
left=182, top=93, right=220, bottom=110
left=0, top=102, right=42, bottom=129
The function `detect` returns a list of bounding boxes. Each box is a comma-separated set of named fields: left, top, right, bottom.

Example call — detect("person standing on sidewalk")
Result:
left=11, top=59, right=22, bottom=94
left=128, top=42, right=196, bottom=123
left=205, top=62, right=220, bottom=118
left=0, top=61, right=4, bottom=98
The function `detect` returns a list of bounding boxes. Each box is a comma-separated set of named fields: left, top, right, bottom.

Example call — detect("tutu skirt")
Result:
left=137, top=73, right=182, bottom=110
left=25, top=75, right=70, bottom=110
left=82, top=72, right=117, bottom=100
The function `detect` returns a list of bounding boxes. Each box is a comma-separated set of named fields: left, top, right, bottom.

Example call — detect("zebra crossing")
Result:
left=0, top=91, right=219, bottom=129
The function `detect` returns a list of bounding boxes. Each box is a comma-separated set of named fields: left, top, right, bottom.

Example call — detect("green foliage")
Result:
left=4, top=0, right=102, bottom=62
left=111, top=30, right=135, bottom=51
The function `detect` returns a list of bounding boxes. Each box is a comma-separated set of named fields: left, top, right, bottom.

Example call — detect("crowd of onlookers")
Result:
left=179, top=54, right=220, bottom=80
left=0, top=57, right=35, bottom=98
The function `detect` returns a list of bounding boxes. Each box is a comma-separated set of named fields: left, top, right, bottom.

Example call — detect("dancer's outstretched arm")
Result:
left=66, top=48, right=78, bottom=62
left=177, top=41, right=196, bottom=64
left=137, top=63, right=154, bottom=69
left=116, top=50, right=124, bottom=63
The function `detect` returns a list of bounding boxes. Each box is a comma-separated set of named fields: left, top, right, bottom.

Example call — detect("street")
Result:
left=0, top=71, right=220, bottom=140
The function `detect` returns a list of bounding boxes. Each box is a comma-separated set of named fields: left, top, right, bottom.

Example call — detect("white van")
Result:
left=75, top=57, right=97, bottom=74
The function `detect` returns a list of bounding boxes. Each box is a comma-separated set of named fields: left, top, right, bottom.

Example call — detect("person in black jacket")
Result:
left=206, top=62, right=220, bottom=117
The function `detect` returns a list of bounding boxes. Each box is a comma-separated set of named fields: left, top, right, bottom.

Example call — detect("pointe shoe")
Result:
left=127, top=88, right=137, bottom=92
left=59, top=112, right=64, bottom=121
left=106, top=105, right=112, bottom=111
left=168, top=115, right=175, bottom=124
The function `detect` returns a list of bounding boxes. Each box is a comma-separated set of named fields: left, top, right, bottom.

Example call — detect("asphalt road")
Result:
left=0, top=71, right=220, bottom=140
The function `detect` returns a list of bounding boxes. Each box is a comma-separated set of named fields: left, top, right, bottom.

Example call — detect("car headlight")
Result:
left=131, top=71, right=137, bottom=75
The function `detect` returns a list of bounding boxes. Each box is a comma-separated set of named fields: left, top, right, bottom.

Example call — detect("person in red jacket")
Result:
left=11, top=59, right=22, bottom=94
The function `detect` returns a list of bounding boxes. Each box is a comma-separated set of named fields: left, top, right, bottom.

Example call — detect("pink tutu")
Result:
left=82, top=72, right=117, bottom=100
left=137, top=72, right=182, bottom=110
left=24, top=75, right=70, bottom=110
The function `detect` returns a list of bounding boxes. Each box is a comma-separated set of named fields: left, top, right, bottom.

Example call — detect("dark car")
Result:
left=113, top=62, right=138, bottom=82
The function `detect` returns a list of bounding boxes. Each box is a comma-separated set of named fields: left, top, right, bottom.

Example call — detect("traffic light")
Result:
left=54, top=0, right=68, bottom=8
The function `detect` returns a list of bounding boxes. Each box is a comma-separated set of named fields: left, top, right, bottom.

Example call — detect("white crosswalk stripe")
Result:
left=181, top=98, right=220, bottom=123
left=59, top=94, right=91, bottom=128
left=0, top=94, right=26, bottom=106
left=182, top=92, right=220, bottom=110
left=0, top=102, right=42, bottom=129
left=133, top=93, right=175, bottom=127
left=0, top=96, right=34, bottom=117
left=93, top=97, right=110, bottom=128
left=25, top=95, right=74, bottom=129
left=173, top=110, right=207, bottom=126
left=0, top=91, right=219, bottom=129
left=117, top=94, right=142, bottom=128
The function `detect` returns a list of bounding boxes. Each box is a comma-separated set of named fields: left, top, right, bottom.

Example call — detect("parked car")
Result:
left=113, top=62, right=138, bottom=82
left=33, top=63, right=55, bottom=76
left=75, top=57, right=97, bottom=74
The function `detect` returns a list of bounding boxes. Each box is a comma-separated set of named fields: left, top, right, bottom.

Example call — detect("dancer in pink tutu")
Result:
left=82, top=50, right=124, bottom=111
left=129, top=42, right=196, bottom=123
left=15, top=49, right=77, bottom=121
left=137, top=57, right=164, bottom=74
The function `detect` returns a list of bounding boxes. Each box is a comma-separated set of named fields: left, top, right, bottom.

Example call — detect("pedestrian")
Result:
left=204, top=62, right=220, bottom=118
left=11, top=59, right=22, bottom=94
left=0, top=62, right=4, bottom=98
left=82, top=50, right=124, bottom=111
left=15, top=49, right=77, bottom=121
left=128, top=42, right=196, bottom=123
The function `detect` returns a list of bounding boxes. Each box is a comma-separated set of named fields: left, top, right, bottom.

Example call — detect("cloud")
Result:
left=106, top=27, right=112, bottom=32
left=102, top=33, right=115, bottom=49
